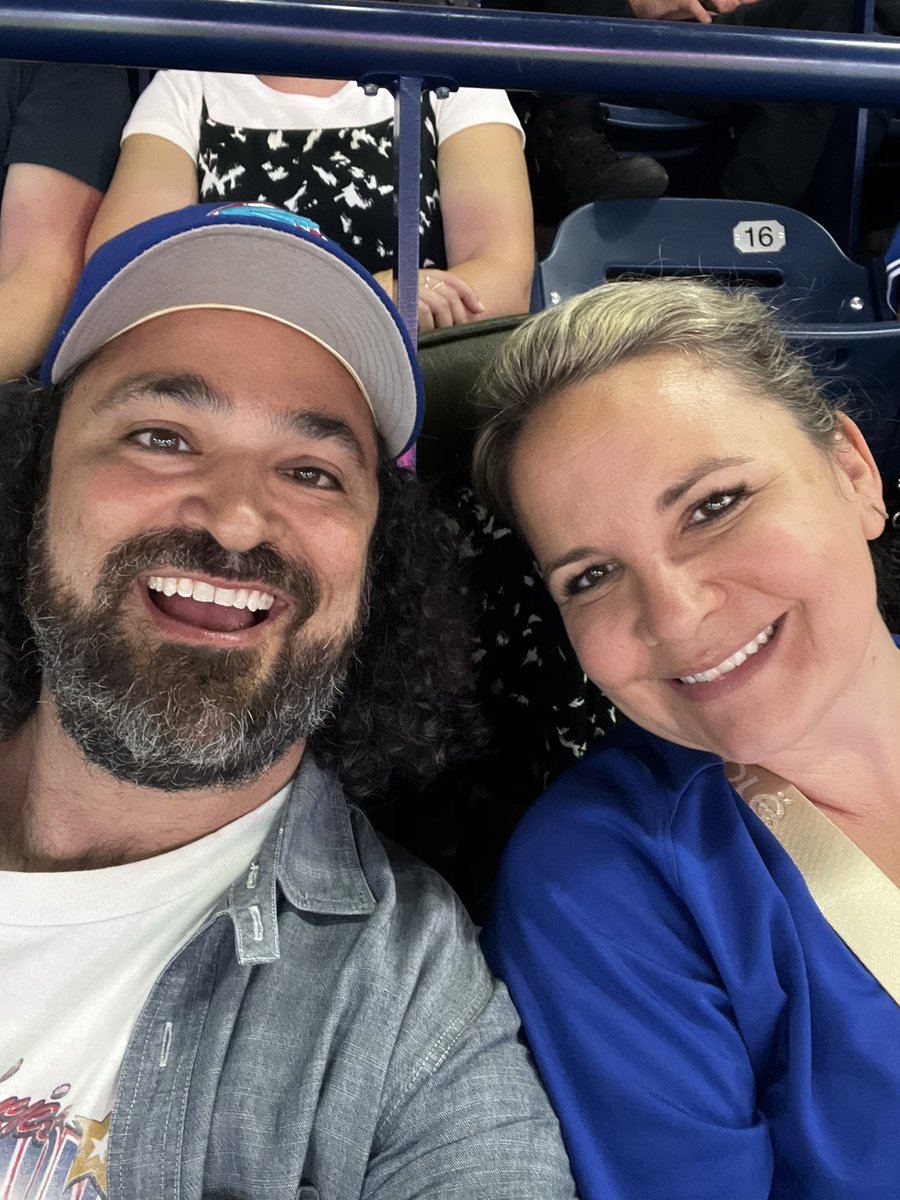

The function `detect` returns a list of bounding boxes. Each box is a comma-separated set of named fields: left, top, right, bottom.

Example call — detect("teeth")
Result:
left=147, top=576, right=275, bottom=612
left=679, top=624, right=775, bottom=685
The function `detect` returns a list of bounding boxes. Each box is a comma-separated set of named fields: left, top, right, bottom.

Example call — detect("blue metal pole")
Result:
left=393, top=74, right=423, bottom=468
left=393, top=75, right=423, bottom=347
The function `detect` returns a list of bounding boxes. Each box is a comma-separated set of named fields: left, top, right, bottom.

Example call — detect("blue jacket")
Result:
left=484, top=719, right=900, bottom=1200
left=98, top=754, right=575, bottom=1199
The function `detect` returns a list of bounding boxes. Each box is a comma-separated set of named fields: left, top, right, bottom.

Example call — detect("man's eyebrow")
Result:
left=273, top=409, right=368, bottom=469
left=92, top=373, right=369, bottom=467
left=92, top=373, right=233, bottom=417
left=656, top=455, right=753, bottom=513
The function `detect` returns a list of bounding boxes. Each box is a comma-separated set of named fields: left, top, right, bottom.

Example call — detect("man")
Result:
left=0, top=62, right=132, bottom=381
left=0, top=202, right=576, bottom=1199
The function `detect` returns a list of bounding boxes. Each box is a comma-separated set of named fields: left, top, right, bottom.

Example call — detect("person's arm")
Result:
left=0, top=164, right=103, bottom=381
left=0, top=62, right=132, bottom=379
left=86, top=133, right=199, bottom=259
left=360, top=864, right=577, bottom=1199
left=373, top=120, right=533, bottom=331
left=481, top=780, right=774, bottom=1200
left=436, top=121, right=534, bottom=319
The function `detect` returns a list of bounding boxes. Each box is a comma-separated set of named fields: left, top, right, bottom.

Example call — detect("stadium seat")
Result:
left=603, top=104, right=711, bottom=139
left=417, top=315, right=528, bottom=480
left=536, top=198, right=887, bottom=322
left=783, top=322, right=900, bottom=518
left=602, top=103, right=721, bottom=194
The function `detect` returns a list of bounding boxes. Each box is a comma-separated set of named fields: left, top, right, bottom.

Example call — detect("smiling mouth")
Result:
left=146, top=574, right=277, bottom=633
left=677, top=621, right=779, bottom=685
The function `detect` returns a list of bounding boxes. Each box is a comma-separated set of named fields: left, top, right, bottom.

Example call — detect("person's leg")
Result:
left=703, top=1, right=856, bottom=204
left=876, top=1, right=900, bottom=35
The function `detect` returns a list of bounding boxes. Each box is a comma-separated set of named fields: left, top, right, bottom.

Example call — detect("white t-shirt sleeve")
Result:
left=121, top=69, right=204, bottom=162
left=433, top=86, right=525, bottom=148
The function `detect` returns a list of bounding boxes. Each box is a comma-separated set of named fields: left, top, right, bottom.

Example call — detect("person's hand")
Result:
left=417, top=269, right=485, bottom=331
left=629, top=0, right=759, bottom=21
left=373, top=267, right=486, bottom=330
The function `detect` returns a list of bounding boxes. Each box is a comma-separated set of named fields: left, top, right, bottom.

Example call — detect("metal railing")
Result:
left=2, top=0, right=899, bottom=104
left=3, top=0, right=899, bottom=339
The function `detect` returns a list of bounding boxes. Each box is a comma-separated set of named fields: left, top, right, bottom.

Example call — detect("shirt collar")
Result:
left=225, top=753, right=376, bottom=966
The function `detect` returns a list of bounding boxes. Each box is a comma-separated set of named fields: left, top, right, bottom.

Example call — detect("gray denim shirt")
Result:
left=107, top=754, right=577, bottom=1199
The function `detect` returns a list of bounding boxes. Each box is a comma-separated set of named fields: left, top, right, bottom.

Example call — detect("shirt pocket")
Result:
left=296, top=1189, right=319, bottom=1200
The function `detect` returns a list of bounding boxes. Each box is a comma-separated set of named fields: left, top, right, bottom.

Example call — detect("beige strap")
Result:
left=726, top=763, right=900, bottom=1005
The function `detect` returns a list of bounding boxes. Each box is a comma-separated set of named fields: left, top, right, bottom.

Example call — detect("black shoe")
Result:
left=528, top=96, right=668, bottom=221
left=560, top=126, right=669, bottom=208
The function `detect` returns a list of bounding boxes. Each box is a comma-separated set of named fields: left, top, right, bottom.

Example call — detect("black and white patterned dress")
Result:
left=196, top=97, right=446, bottom=274
left=122, top=72, right=523, bottom=276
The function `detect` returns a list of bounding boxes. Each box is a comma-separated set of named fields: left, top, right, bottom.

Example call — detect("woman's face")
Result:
left=509, top=351, right=886, bottom=765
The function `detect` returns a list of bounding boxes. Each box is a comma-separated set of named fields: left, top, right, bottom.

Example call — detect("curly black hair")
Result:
left=315, top=455, right=484, bottom=800
left=0, top=377, right=481, bottom=803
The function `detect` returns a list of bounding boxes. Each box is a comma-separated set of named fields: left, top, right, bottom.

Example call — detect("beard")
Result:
left=22, top=513, right=365, bottom=791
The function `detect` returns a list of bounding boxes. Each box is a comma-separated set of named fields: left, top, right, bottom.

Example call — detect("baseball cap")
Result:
left=42, top=203, right=424, bottom=458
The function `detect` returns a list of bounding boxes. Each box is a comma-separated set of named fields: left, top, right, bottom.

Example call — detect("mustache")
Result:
left=92, top=527, right=321, bottom=619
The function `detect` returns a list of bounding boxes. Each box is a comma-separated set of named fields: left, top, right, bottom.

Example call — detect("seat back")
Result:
left=537, top=198, right=883, bottom=323
left=601, top=103, right=724, bottom=196
left=416, top=315, right=529, bottom=480
left=603, top=104, right=711, bottom=139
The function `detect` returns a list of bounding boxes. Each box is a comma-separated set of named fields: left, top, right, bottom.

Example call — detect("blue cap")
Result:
left=42, top=203, right=424, bottom=457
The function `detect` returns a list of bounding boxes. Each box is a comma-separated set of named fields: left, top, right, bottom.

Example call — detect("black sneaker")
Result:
left=528, top=95, right=668, bottom=221
left=559, top=125, right=669, bottom=208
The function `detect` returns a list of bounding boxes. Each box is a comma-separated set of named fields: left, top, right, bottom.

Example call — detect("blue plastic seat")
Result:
left=600, top=103, right=724, bottom=196
left=537, top=198, right=885, bottom=323
left=602, top=104, right=710, bottom=137
left=782, top=322, right=900, bottom=511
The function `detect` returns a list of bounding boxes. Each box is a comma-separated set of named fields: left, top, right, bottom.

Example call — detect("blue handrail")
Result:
left=2, top=0, right=899, bottom=106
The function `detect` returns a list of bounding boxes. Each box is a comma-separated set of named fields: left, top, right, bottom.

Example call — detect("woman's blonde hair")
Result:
left=472, top=278, right=839, bottom=523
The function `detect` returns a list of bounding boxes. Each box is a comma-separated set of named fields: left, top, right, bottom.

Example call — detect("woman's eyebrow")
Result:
left=545, top=545, right=602, bottom=581
left=656, top=456, right=753, bottom=513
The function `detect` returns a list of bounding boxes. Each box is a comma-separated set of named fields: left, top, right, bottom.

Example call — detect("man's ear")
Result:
left=833, top=412, right=886, bottom=541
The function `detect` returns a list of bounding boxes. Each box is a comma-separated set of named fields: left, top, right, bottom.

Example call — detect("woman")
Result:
left=473, top=278, right=900, bottom=1199
left=86, top=71, right=533, bottom=330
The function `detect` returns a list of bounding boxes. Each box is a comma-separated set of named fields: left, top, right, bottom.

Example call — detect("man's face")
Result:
left=25, top=309, right=381, bottom=790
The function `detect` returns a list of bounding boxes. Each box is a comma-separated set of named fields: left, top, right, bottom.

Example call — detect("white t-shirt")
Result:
left=122, top=71, right=524, bottom=161
left=0, top=784, right=288, bottom=1198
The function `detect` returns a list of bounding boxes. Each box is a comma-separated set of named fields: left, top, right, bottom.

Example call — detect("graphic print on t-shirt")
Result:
left=0, top=788, right=289, bottom=1200
left=196, top=100, right=446, bottom=274
left=0, top=1060, right=109, bottom=1199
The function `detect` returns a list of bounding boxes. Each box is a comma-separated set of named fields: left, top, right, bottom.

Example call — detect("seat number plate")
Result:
left=732, top=220, right=786, bottom=254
